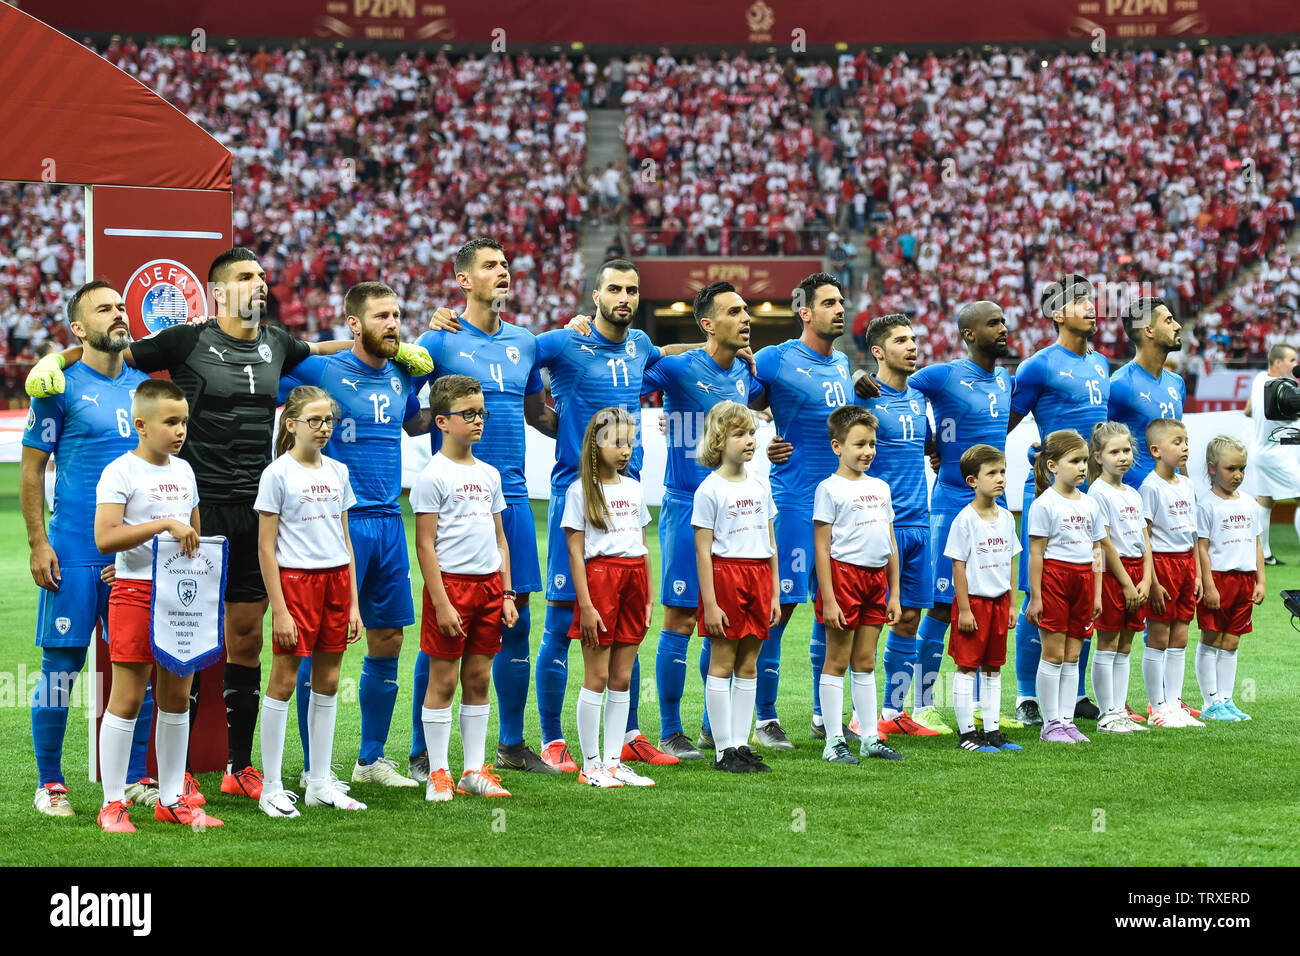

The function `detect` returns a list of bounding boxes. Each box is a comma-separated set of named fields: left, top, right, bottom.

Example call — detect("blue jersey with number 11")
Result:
left=865, top=379, right=932, bottom=528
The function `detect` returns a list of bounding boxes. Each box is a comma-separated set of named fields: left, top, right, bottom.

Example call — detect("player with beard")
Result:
left=26, top=249, right=432, bottom=800
left=1005, top=275, right=1112, bottom=728
left=279, top=281, right=433, bottom=789
left=1109, top=298, right=1186, bottom=489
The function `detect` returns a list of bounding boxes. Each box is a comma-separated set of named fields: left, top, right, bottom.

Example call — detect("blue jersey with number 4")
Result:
left=864, top=380, right=932, bottom=528
left=23, top=362, right=150, bottom=566
left=1109, top=360, right=1186, bottom=488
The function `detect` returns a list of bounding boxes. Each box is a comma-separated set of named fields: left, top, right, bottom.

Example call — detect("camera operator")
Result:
left=1245, top=342, right=1300, bottom=565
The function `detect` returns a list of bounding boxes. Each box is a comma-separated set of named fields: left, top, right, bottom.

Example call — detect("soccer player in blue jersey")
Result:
left=859, top=314, right=945, bottom=739
left=640, top=281, right=765, bottom=759
left=907, top=301, right=1014, bottom=734
left=534, top=259, right=697, bottom=771
left=1109, top=297, right=1186, bottom=490
left=406, top=239, right=560, bottom=777
left=751, top=272, right=862, bottom=749
left=22, top=282, right=158, bottom=816
left=279, top=281, right=432, bottom=788
left=1005, top=275, right=1112, bottom=727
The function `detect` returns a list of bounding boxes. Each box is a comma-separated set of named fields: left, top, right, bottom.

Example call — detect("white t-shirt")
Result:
left=561, top=477, right=650, bottom=560
left=1196, top=491, right=1260, bottom=572
left=1028, top=486, right=1105, bottom=563
left=254, top=454, right=357, bottom=569
left=691, top=471, right=777, bottom=559
left=95, top=452, right=199, bottom=580
left=1140, top=471, right=1198, bottom=553
left=409, top=453, right=506, bottom=575
left=1089, top=479, right=1147, bottom=559
left=943, top=503, right=1019, bottom=597
left=812, top=473, right=895, bottom=568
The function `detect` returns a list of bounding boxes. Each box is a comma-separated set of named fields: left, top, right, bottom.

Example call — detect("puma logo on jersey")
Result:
left=577, top=344, right=596, bottom=356
left=1139, top=391, right=1152, bottom=402
left=340, top=378, right=360, bottom=391
left=458, top=350, right=477, bottom=362
left=80, top=394, right=100, bottom=406
left=208, top=346, right=228, bottom=361
left=959, top=379, right=976, bottom=390
left=695, top=381, right=714, bottom=394
left=795, top=367, right=813, bottom=377
left=1058, top=370, right=1074, bottom=379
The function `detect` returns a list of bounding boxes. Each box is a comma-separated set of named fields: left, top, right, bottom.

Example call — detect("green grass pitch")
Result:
left=1, top=460, right=1297, bottom=866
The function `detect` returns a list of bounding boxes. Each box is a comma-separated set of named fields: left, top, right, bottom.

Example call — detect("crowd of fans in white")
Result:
left=3, top=40, right=1300, bottom=374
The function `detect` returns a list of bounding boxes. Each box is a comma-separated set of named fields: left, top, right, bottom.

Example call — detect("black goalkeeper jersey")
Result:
left=129, top=321, right=310, bottom=504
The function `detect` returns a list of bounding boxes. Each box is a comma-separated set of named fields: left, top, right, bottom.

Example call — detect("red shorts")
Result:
left=948, top=592, right=1010, bottom=669
left=421, top=572, right=503, bottom=660
left=276, top=566, right=351, bottom=657
left=1149, top=550, right=1197, bottom=623
left=107, top=579, right=154, bottom=664
left=1196, top=569, right=1256, bottom=635
left=1038, top=559, right=1095, bottom=639
left=568, top=556, right=649, bottom=646
left=814, top=559, right=888, bottom=628
left=1097, top=555, right=1148, bottom=634
left=699, top=557, right=772, bottom=641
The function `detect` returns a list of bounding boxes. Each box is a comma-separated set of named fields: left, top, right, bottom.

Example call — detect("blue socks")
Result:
left=699, top=640, right=713, bottom=735
left=756, top=619, right=786, bottom=722
left=1015, top=596, right=1041, bottom=698
left=358, top=654, right=399, bottom=764
left=296, top=656, right=312, bottom=768
left=409, top=650, right=430, bottom=759
left=494, top=603, right=532, bottom=748
left=882, top=629, right=918, bottom=715
left=536, top=604, right=574, bottom=745
left=1077, top=637, right=1092, bottom=699
left=916, top=614, right=949, bottom=709
left=32, top=646, right=87, bottom=786
left=809, top=619, right=827, bottom=719
left=627, top=655, right=641, bottom=733
left=655, top=629, right=691, bottom=739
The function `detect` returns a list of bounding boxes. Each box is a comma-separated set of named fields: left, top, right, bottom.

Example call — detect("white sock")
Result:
left=1217, top=648, right=1238, bottom=701
left=307, top=691, right=337, bottom=786
left=1142, top=647, right=1167, bottom=710
left=1114, top=651, right=1132, bottom=709
left=155, top=708, right=189, bottom=807
left=983, top=672, right=1001, bottom=732
left=1059, top=661, right=1079, bottom=724
left=953, top=671, right=976, bottom=734
left=422, top=705, right=452, bottom=772
left=850, top=669, right=879, bottom=742
left=1259, top=504, right=1273, bottom=558
left=705, top=675, right=732, bottom=761
left=259, top=695, right=290, bottom=793
left=1165, top=646, right=1186, bottom=706
left=1036, top=660, right=1062, bottom=726
left=604, top=689, right=630, bottom=768
left=1195, top=643, right=1220, bottom=706
left=1092, top=650, right=1116, bottom=714
left=756, top=717, right=779, bottom=729
left=98, top=712, right=136, bottom=806
left=972, top=670, right=982, bottom=717
left=818, top=673, right=845, bottom=741
left=731, top=676, right=757, bottom=751
left=459, top=702, right=489, bottom=774
left=576, top=686, right=603, bottom=771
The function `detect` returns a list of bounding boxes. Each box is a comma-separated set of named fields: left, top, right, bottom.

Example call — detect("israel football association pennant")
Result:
left=149, top=535, right=229, bottom=677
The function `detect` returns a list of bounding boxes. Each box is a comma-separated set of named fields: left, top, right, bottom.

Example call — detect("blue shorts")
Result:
left=658, top=493, right=698, bottom=607
left=775, top=506, right=814, bottom=605
left=36, top=565, right=111, bottom=649
left=350, top=513, right=415, bottom=629
left=545, top=493, right=577, bottom=602
left=1018, top=475, right=1036, bottom=593
left=501, top=500, right=541, bottom=596
left=895, top=526, right=934, bottom=611
left=930, top=510, right=960, bottom=605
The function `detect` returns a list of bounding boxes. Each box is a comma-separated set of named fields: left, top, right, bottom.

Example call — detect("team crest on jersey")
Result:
left=505, top=346, right=521, bottom=365
left=1095, top=365, right=1105, bottom=377
left=54, top=616, right=71, bottom=635
left=25, top=408, right=34, bottom=431
left=390, top=377, right=402, bottom=395
left=673, top=579, right=686, bottom=596
left=909, top=400, right=921, bottom=415
left=735, top=380, right=746, bottom=397
left=1167, top=386, right=1178, bottom=400
left=178, top=579, right=197, bottom=607
left=936, top=577, right=950, bottom=592
left=781, top=578, right=793, bottom=594
left=554, top=573, right=567, bottom=590
left=124, top=258, right=206, bottom=336
left=257, top=343, right=273, bottom=364
left=838, top=366, right=848, bottom=380
left=997, top=376, right=1006, bottom=391
left=625, top=341, right=637, bottom=358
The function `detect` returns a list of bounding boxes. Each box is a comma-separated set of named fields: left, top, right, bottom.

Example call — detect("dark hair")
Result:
left=207, top=247, right=259, bottom=284
left=866, top=313, right=911, bottom=353
left=1121, top=296, right=1172, bottom=343
left=454, top=237, right=505, bottom=275
left=1039, top=273, right=1094, bottom=321
left=693, top=281, right=736, bottom=331
left=595, top=258, right=639, bottom=289
left=960, top=443, right=1006, bottom=482
left=344, top=281, right=398, bottom=321
left=66, top=279, right=116, bottom=325
left=793, top=272, right=842, bottom=316
left=827, top=404, right=877, bottom=443
left=430, top=374, right=483, bottom=418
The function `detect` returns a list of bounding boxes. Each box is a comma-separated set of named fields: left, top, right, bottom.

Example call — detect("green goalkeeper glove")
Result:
left=394, top=342, right=434, bottom=376
left=25, top=353, right=66, bottom=398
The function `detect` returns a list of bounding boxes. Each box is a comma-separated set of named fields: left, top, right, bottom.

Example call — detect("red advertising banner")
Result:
left=636, top=258, right=824, bottom=301
left=17, top=0, right=1300, bottom=44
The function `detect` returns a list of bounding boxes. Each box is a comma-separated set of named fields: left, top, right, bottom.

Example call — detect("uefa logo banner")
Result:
left=125, top=258, right=207, bottom=336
